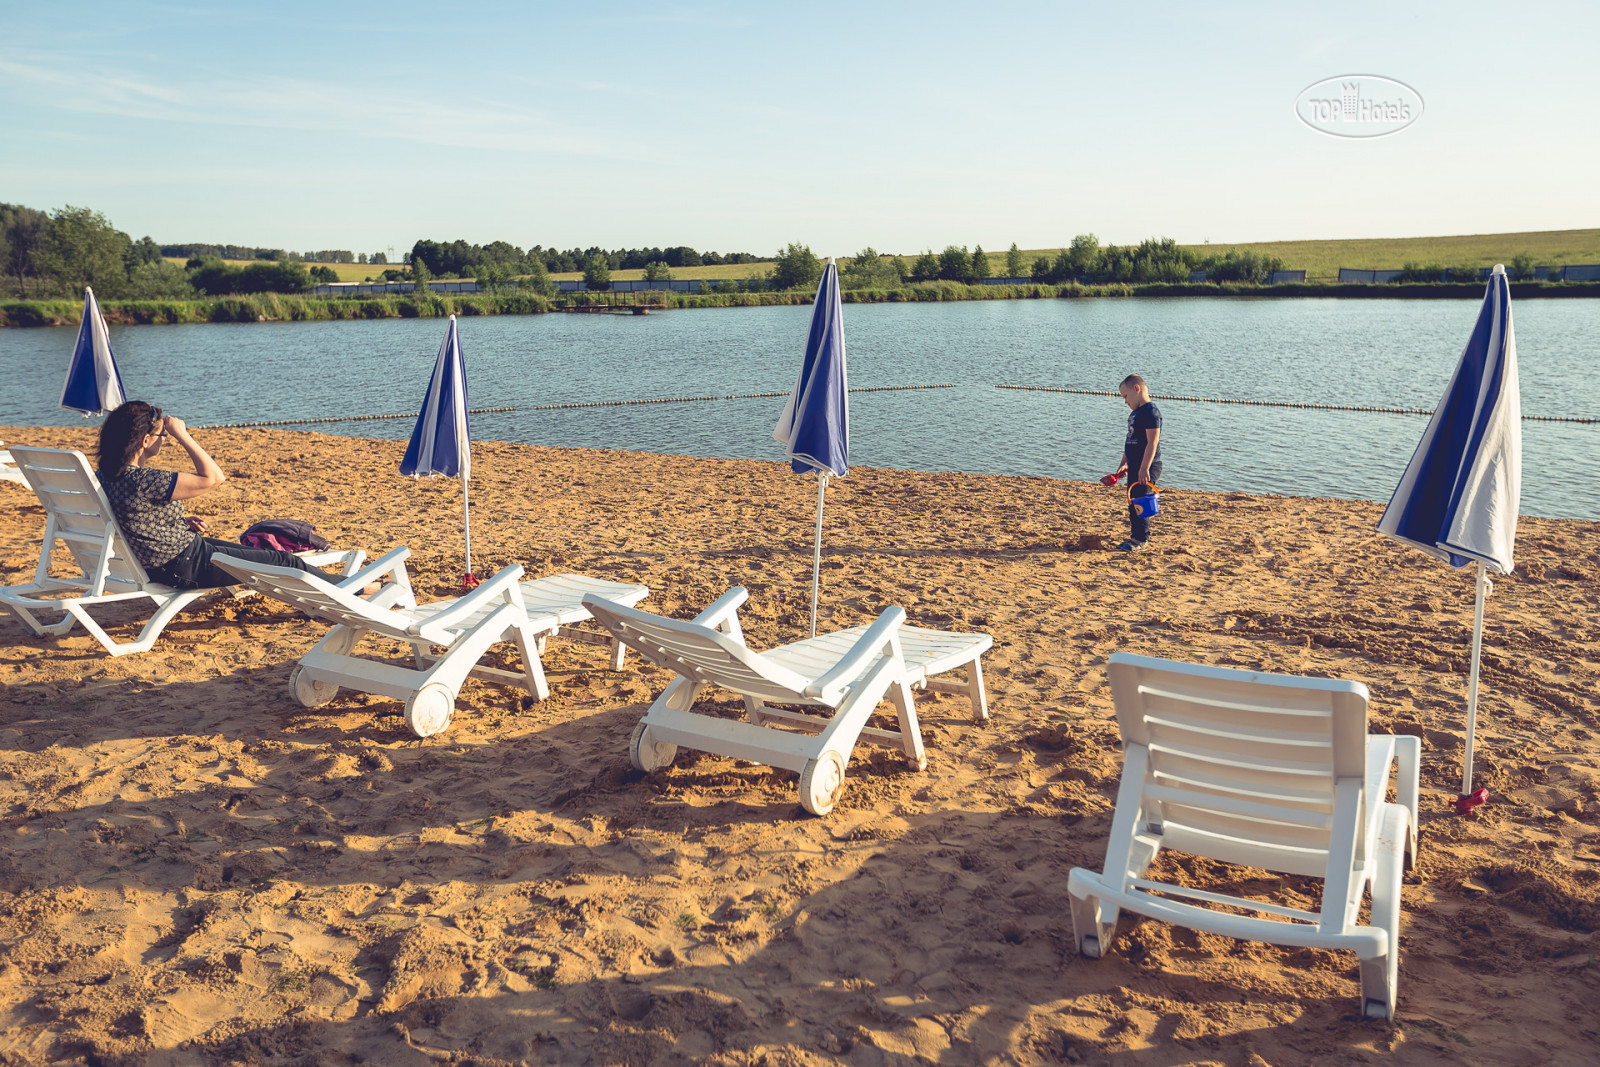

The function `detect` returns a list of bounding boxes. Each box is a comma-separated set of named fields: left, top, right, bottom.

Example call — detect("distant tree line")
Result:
left=404, top=238, right=762, bottom=280
left=159, top=244, right=390, bottom=265
left=1021, top=234, right=1286, bottom=284
left=0, top=199, right=1344, bottom=306
left=161, top=243, right=291, bottom=261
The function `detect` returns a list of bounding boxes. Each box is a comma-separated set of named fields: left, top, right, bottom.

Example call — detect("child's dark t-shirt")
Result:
left=1124, top=401, right=1163, bottom=471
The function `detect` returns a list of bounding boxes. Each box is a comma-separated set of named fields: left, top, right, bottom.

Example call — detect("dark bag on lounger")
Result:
left=239, top=518, right=331, bottom=554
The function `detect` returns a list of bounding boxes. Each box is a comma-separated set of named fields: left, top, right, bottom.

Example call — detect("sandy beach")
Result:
left=1, top=423, right=1597, bottom=1066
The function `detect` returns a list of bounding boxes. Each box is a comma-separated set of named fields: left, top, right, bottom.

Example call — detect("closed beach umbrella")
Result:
left=1377, top=263, right=1520, bottom=810
left=401, top=314, right=476, bottom=586
left=773, top=259, right=848, bottom=637
left=60, top=287, right=127, bottom=417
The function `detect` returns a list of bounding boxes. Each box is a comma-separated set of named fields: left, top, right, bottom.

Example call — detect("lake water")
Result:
left=2, top=298, right=1596, bottom=519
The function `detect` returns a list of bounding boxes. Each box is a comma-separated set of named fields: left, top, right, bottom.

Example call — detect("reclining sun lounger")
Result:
left=1067, top=652, right=1421, bottom=1019
left=582, top=587, right=993, bottom=815
left=211, top=548, right=649, bottom=738
left=0, top=447, right=362, bottom=656
left=0, top=441, right=25, bottom=486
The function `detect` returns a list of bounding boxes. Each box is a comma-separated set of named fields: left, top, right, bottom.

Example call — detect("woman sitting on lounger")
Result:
left=97, top=401, right=349, bottom=591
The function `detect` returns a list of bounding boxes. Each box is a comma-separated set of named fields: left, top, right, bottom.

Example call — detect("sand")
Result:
left=0, top=423, right=1597, bottom=1067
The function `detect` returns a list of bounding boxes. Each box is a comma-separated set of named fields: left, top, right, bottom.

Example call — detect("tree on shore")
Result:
left=642, top=261, right=674, bottom=283
left=0, top=203, right=49, bottom=297
left=1005, top=242, right=1025, bottom=278
left=36, top=205, right=134, bottom=298
left=583, top=253, right=612, bottom=290
left=1066, top=233, right=1101, bottom=277
left=521, top=256, right=553, bottom=296
left=771, top=242, right=822, bottom=290
left=909, top=249, right=940, bottom=283
left=840, top=247, right=903, bottom=289
left=474, top=261, right=512, bottom=291
left=970, top=244, right=991, bottom=282
left=938, top=245, right=972, bottom=283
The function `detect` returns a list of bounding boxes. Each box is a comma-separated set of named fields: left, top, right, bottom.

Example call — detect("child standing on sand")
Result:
left=1109, top=374, right=1163, bottom=552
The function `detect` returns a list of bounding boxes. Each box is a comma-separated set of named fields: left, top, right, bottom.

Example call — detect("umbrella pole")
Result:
left=810, top=473, right=828, bottom=638
left=463, top=476, right=473, bottom=581
left=1461, top=562, right=1489, bottom=795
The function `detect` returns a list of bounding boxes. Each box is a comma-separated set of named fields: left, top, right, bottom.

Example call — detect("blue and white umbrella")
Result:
left=401, top=315, right=476, bottom=585
left=773, top=259, right=848, bottom=636
left=60, top=287, right=127, bottom=417
left=1377, top=263, right=1520, bottom=806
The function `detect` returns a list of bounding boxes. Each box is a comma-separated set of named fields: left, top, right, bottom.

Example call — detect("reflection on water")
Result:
left=2, top=298, right=1595, bottom=518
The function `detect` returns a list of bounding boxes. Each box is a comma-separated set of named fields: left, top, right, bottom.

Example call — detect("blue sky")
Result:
left=2, top=1, right=1595, bottom=258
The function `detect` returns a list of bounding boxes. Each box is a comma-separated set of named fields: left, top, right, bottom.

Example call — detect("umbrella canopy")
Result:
left=774, top=259, right=849, bottom=478
left=60, top=287, right=127, bottom=417
left=1377, top=264, right=1521, bottom=807
left=773, top=261, right=848, bottom=637
left=1378, top=266, right=1520, bottom=572
left=401, top=315, right=476, bottom=584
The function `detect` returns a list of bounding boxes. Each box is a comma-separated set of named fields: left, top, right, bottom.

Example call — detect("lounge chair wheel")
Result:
left=629, top=721, right=678, bottom=772
left=404, top=683, right=455, bottom=739
left=1079, top=935, right=1102, bottom=959
left=289, top=664, right=339, bottom=707
left=799, top=750, right=847, bottom=816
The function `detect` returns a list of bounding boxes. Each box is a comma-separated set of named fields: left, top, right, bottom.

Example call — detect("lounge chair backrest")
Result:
left=583, top=597, right=811, bottom=702
left=11, top=447, right=154, bottom=595
left=1106, top=652, right=1371, bottom=878
left=210, top=554, right=416, bottom=640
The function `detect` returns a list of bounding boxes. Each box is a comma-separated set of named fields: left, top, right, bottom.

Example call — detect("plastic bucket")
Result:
left=1130, top=492, right=1160, bottom=517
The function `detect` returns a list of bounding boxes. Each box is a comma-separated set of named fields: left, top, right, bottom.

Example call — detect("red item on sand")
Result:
left=462, top=572, right=481, bottom=590
left=1101, top=473, right=1122, bottom=487
left=1453, top=787, right=1488, bottom=814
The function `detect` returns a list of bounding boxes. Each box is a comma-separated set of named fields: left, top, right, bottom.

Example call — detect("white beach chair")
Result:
left=581, top=587, right=993, bottom=815
left=211, top=548, right=649, bottom=738
left=1067, top=652, right=1421, bottom=1020
left=0, top=441, right=26, bottom=486
left=0, top=447, right=362, bottom=657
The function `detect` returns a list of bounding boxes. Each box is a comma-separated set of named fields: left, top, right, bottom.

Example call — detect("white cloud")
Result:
left=0, top=56, right=650, bottom=160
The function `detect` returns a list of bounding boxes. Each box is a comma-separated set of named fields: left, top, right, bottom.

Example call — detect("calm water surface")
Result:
left=2, top=298, right=1596, bottom=518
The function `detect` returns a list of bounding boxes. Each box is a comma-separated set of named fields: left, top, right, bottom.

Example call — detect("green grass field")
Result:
left=1008, top=229, right=1600, bottom=282
left=175, top=229, right=1600, bottom=287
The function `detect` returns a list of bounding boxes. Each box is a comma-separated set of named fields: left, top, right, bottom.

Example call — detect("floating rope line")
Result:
left=523, top=383, right=953, bottom=410
left=201, top=407, right=519, bottom=429
left=994, top=384, right=1599, bottom=424
left=198, top=384, right=956, bottom=429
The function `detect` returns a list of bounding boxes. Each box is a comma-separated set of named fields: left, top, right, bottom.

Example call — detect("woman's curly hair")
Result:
left=96, top=401, right=162, bottom=477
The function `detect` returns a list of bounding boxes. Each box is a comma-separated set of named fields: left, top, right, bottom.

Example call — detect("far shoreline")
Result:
left=4, top=279, right=1600, bottom=328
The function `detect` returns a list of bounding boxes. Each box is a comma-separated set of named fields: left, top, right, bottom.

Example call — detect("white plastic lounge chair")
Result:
left=211, top=548, right=650, bottom=738
left=0, top=447, right=362, bottom=656
left=581, top=587, right=993, bottom=815
left=0, top=441, right=26, bottom=486
left=1067, top=652, right=1421, bottom=1020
